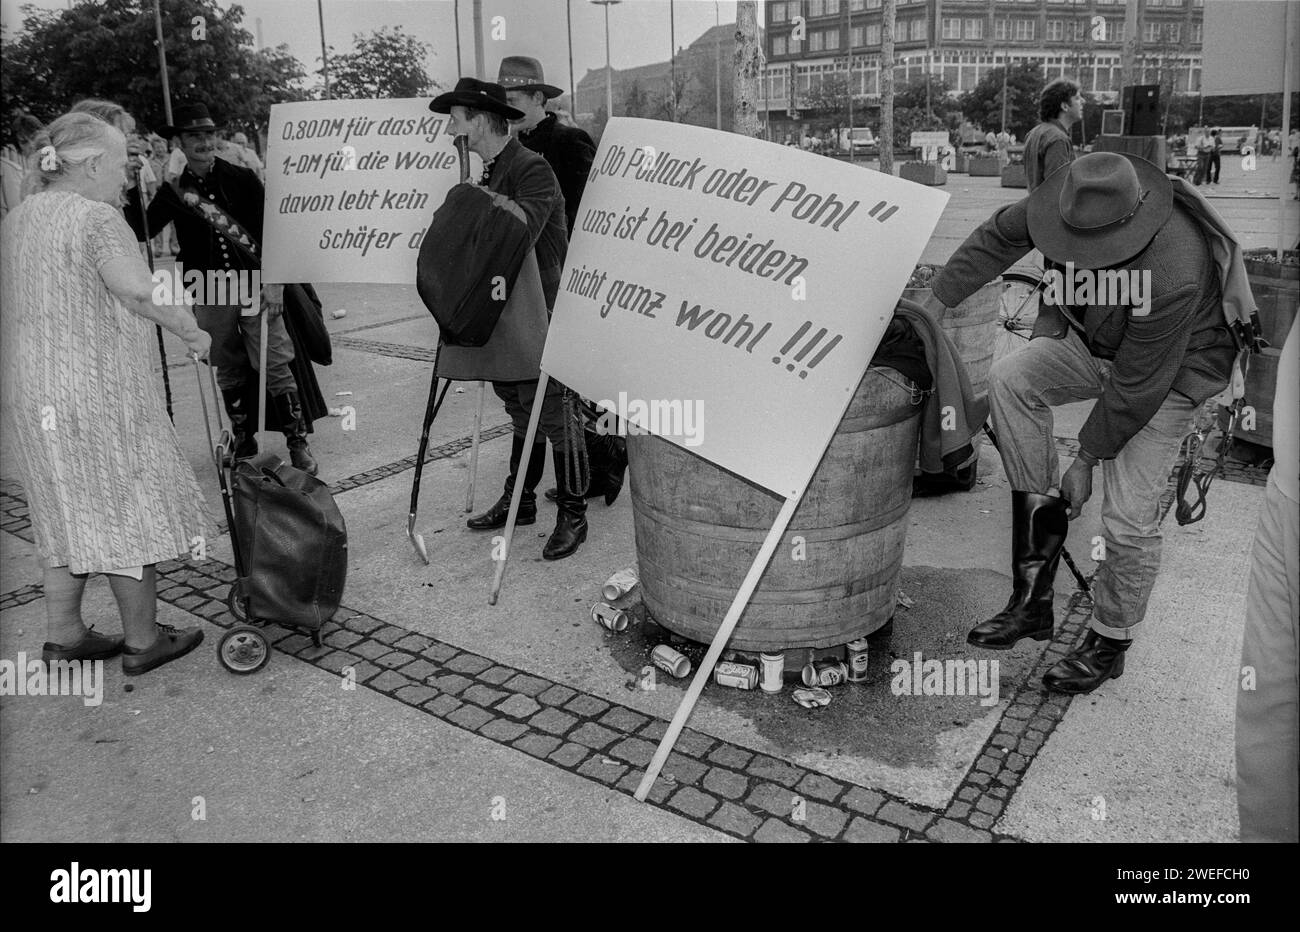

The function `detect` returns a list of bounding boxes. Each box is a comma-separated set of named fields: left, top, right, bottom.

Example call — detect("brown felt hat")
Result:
left=429, top=77, right=525, bottom=120
left=496, top=56, right=563, bottom=99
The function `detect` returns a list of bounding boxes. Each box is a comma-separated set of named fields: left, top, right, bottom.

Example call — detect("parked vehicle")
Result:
left=839, top=126, right=877, bottom=155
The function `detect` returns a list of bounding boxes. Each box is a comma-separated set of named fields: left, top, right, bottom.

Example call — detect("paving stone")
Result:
left=347, top=661, right=383, bottom=684
left=707, top=801, right=762, bottom=837
left=754, top=819, right=812, bottom=843
left=529, top=707, right=578, bottom=736
left=843, top=817, right=903, bottom=843
left=340, top=614, right=384, bottom=634
left=990, top=786, right=1009, bottom=799
left=747, top=782, right=799, bottom=818
left=796, top=772, right=844, bottom=803
left=191, top=601, right=228, bottom=620
left=1020, top=735, right=1046, bottom=755
left=370, top=625, right=410, bottom=645
left=479, top=666, right=517, bottom=685
left=841, top=787, right=886, bottom=816
left=462, top=684, right=509, bottom=708
left=608, top=737, right=657, bottom=768
left=667, top=786, right=720, bottom=820
left=703, top=768, right=749, bottom=800
left=969, top=812, right=995, bottom=830
left=446, top=653, right=493, bottom=675
left=976, top=796, right=1004, bottom=816
left=173, top=595, right=204, bottom=611
left=421, top=642, right=459, bottom=663
left=599, top=706, right=649, bottom=733
left=877, top=801, right=934, bottom=833
left=538, top=683, right=577, bottom=706
left=400, top=659, right=440, bottom=683
left=278, top=634, right=314, bottom=654
left=639, top=720, right=668, bottom=741
left=615, top=773, right=672, bottom=806
left=675, top=729, right=717, bottom=758
left=350, top=640, right=390, bottom=661
left=496, top=694, right=542, bottom=720
left=548, top=742, right=590, bottom=769
left=324, top=630, right=364, bottom=650
left=512, top=733, right=563, bottom=759
left=422, top=695, right=461, bottom=718
left=577, top=756, right=626, bottom=786
left=430, top=674, right=473, bottom=696
left=663, top=752, right=708, bottom=786
left=996, top=771, right=1018, bottom=788
left=928, top=818, right=992, bottom=843
left=447, top=705, right=495, bottom=732
left=974, top=754, right=1000, bottom=774
left=991, top=732, right=1018, bottom=749
left=296, top=643, right=332, bottom=662
left=393, top=685, right=437, bottom=707
left=375, top=651, right=416, bottom=669
left=957, top=786, right=979, bottom=802
left=706, top=744, right=754, bottom=770
left=800, top=800, right=851, bottom=838
left=478, top=718, right=528, bottom=743
left=1004, top=703, right=1033, bottom=720
left=565, top=694, right=611, bottom=718
left=968, top=771, right=992, bottom=787
left=747, top=755, right=803, bottom=787
left=947, top=801, right=972, bottom=819
left=393, top=634, right=433, bottom=652
left=367, top=670, right=410, bottom=694
left=505, top=673, right=552, bottom=696
left=569, top=722, right=620, bottom=750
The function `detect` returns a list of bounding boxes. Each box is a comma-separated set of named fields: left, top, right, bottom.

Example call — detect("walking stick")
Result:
left=465, top=381, right=485, bottom=512
left=982, top=423, right=1092, bottom=595
left=134, top=163, right=174, bottom=422
left=408, top=345, right=453, bottom=564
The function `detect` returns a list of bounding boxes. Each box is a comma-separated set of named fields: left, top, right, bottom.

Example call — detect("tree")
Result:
left=623, top=79, right=651, bottom=119
left=326, top=25, right=437, bottom=100
left=651, top=68, right=695, bottom=124
left=1, top=0, right=308, bottom=138
left=960, top=61, right=1044, bottom=140
left=734, top=1, right=762, bottom=138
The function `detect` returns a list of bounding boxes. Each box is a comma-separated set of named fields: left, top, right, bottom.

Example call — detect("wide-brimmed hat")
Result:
left=496, top=56, right=562, bottom=99
left=429, top=78, right=524, bottom=120
left=1027, top=152, right=1172, bottom=269
left=160, top=103, right=221, bottom=138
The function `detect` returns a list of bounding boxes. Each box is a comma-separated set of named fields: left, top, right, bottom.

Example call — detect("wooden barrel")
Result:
left=628, top=366, right=923, bottom=651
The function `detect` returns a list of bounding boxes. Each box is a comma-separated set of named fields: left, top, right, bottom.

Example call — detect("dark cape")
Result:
left=263, top=283, right=329, bottom=433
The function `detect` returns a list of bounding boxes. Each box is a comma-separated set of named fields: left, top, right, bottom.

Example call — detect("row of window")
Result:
left=772, top=18, right=929, bottom=54
left=938, top=16, right=1198, bottom=43
left=772, top=0, right=1202, bottom=14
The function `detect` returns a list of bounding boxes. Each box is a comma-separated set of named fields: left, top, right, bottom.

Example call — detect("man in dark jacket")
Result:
left=498, top=55, right=628, bottom=506
left=928, top=153, right=1237, bottom=694
left=126, top=104, right=317, bottom=475
left=1022, top=77, right=1081, bottom=191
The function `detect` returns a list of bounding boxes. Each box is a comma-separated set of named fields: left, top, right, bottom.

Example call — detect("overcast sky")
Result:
left=0, top=0, right=747, bottom=97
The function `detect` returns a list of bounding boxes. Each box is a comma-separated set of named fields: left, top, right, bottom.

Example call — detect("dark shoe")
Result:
left=273, top=391, right=317, bottom=476
left=42, top=626, right=125, bottom=663
left=544, top=447, right=588, bottom=560
left=466, top=434, right=541, bottom=529
left=221, top=385, right=259, bottom=465
left=545, top=432, right=626, bottom=505
left=968, top=490, right=1069, bottom=650
left=1042, top=630, right=1130, bottom=694
left=121, top=624, right=205, bottom=676
left=912, top=459, right=978, bottom=497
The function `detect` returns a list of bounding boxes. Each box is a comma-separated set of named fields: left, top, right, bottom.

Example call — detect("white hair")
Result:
left=23, top=112, right=125, bottom=196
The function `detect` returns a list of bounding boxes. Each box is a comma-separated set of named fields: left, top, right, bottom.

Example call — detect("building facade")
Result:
left=762, top=0, right=1205, bottom=136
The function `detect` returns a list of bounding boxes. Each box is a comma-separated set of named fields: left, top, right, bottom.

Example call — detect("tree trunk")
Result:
left=734, top=1, right=763, bottom=138
left=879, top=0, right=896, bottom=174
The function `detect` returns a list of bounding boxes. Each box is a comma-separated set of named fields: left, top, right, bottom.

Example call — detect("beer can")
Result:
left=591, top=601, right=629, bottom=632
left=846, top=638, right=870, bottom=682
left=714, top=661, right=759, bottom=690
left=652, top=644, right=691, bottom=679
left=760, top=653, right=784, bottom=693
left=601, top=566, right=640, bottom=601
left=801, top=659, right=849, bottom=688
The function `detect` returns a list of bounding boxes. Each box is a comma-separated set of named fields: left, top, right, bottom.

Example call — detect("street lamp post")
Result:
left=593, top=0, right=621, bottom=127
left=317, top=0, right=331, bottom=99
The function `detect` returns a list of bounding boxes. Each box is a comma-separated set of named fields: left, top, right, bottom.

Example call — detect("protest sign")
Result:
left=540, top=118, right=949, bottom=498
left=262, top=98, right=474, bottom=284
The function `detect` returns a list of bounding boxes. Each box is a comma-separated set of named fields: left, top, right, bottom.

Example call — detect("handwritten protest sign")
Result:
left=540, top=118, right=949, bottom=498
left=262, top=99, right=475, bottom=284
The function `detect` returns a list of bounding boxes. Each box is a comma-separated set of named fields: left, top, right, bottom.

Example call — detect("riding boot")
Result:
left=1042, top=630, right=1131, bottom=694
left=543, top=447, right=588, bottom=560
left=272, top=391, right=318, bottom=477
left=467, top=435, right=541, bottom=530
left=967, top=491, right=1069, bottom=649
left=546, top=431, right=626, bottom=504
left=220, top=384, right=259, bottom=465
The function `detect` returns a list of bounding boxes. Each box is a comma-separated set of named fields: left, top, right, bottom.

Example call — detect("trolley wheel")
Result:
left=217, top=625, right=271, bottom=675
left=227, top=579, right=248, bottom=622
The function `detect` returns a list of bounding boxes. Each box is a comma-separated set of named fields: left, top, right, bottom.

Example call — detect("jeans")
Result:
left=988, top=329, right=1196, bottom=638
left=194, top=302, right=296, bottom=395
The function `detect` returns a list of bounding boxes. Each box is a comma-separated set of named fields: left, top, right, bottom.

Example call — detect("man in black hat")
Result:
left=426, top=78, right=588, bottom=560
left=126, top=103, right=318, bottom=475
left=928, top=152, right=1238, bottom=694
left=496, top=56, right=628, bottom=508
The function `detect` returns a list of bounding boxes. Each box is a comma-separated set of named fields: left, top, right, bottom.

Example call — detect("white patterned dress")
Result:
left=0, top=190, right=213, bottom=574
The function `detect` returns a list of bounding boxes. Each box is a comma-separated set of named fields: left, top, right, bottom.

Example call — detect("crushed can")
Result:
left=801, top=659, right=849, bottom=688
left=714, top=661, right=759, bottom=690
left=601, top=567, right=640, bottom=601
left=591, top=601, right=629, bottom=632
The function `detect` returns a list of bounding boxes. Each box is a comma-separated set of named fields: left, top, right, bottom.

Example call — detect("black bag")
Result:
left=416, top=184, right=531, bottom=346
left=231, top=452, right=347, bottom=631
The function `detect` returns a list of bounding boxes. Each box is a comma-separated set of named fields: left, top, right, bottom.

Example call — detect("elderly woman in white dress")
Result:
left=1, top=112, right=214, bottom=676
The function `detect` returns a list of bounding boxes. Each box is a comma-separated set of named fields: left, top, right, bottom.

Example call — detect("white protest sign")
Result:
left=540, top=118, right=949, bottom=498
left=262, top=98, right=476, bottom=284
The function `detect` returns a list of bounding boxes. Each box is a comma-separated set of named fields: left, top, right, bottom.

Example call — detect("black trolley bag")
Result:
left=192, top=355, right=348, bottom=675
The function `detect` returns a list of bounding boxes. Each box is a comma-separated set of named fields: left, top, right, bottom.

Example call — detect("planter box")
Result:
left=968, top=155, right=1001, bottom=177
left=950, top=152, right=970, bottom=173
left=1000, top=164, right=1028, bottom=188
left=900, top=162, right=947, bottom=186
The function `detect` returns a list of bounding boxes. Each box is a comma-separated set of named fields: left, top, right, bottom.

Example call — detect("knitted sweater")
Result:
left=932, top=199, right=1236, bottom=460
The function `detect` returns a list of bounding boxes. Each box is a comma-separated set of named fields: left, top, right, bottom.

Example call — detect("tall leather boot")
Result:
left=543, top=447, right=588, bottom=560
left=1042, top=630, right=1131, bottom=694
left=220, top=384, right=259, bottom=464
left=967, top=491, right=1069, bottom=649
left=546, top=430, right=627, bottom=505
left=467, top=435, right=544, bottom=530
left=272, top=391, right=318, bottom=477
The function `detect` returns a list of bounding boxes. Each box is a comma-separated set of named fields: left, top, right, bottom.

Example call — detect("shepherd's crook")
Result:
left=134, top=167, right=174, bottom=422
left=488, top=375, right=548, bottom=605
left=465, top=381, right=485, bottom=512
